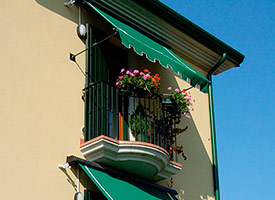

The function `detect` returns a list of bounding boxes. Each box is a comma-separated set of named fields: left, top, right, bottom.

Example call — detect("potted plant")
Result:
left=116, top=68, right=160, bottom=96
left=129, top=105, right=151, bottom=141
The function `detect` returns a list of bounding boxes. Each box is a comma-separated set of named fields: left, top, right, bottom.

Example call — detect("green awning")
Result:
left=79, top=163, right=178, bottom=200
left=84, top=1, right=209, bottom=93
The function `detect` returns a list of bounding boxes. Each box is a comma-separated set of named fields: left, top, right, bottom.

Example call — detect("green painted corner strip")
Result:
left=208, top=76, right=220, bottom=200
left=207, top=53, right=227, bottom=200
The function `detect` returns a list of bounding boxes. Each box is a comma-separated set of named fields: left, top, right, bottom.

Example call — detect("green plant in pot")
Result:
left=129, top=104, right=150, bottom=141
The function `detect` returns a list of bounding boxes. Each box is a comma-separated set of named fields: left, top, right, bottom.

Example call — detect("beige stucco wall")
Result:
left=1, top=1, right=215, bottom=200
left=168, top=77, right=215, bottom=200
left=0, top=1, right=86, bottom=199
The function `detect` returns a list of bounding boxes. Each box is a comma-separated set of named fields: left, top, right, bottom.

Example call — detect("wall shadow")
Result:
left=172, top=117, right=215, bottom=200
left=152, top=64, right=215, bottom=200
left=35, top=0, right=114, bottom=36
left=59, top=168, right=77, bottom=192
left=35, top=0, right=79, bottom=24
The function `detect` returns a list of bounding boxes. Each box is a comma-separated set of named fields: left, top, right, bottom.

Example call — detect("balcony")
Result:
left=80, top=80, right=182, bottom=181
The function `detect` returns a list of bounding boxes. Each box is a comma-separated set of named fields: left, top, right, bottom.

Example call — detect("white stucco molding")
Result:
left=80, top=135, right=182, bottom=182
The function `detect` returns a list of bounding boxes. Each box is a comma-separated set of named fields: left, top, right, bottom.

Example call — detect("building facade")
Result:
left=0, top=0, right=244, bottom=200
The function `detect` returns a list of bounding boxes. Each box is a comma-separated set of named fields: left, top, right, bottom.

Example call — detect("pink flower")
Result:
left=130, top=73, right=135, bottom=77
left=193, top=99, right=196, bottom=102
left=120, top=68, right=125, bottom=73
left=143, top=74, right=150, bottom=80
left=186, top=96, right=191, bottom=101
left=175, top=88, right=180, bottom=92
left=140, top=72, right=144, bottom=76
left=133, top=69, right=139, bottom=74
left=126, top=70, right=131, bottom=75
left=119, top=76, right=123, bottom=80
left=184, top=112, right=191, bottom=119
left=168, top=87, right=172, bottom=91
left=116, top=82, right=120, bottom=86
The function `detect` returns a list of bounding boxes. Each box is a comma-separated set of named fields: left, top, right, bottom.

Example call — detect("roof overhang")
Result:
left=82, top=0, right=244, bottom=75
left=134, top=0, right=245, bottom=67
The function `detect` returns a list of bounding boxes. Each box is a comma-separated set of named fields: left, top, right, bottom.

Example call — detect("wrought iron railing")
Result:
left=84, top=80, right=181, bottom=160
left=85, top=80, right=119, bottom=141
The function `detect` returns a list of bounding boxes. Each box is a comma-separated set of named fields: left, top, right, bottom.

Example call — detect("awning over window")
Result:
left=84, top=1, right=209, bottom=93
left=79, top=163, right=178, bottom=200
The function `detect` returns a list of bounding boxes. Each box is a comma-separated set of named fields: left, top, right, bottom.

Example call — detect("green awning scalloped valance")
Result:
left=79, top=163, right=178, bottom=200
left=84, top=1, right=209, bottom=93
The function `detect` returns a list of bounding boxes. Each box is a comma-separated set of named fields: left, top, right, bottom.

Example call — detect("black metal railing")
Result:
left=124, top=91, right=166, bottom=149
left=85, top=80, right=119, bottom=141
left=85, top=80, right=181, bottom=160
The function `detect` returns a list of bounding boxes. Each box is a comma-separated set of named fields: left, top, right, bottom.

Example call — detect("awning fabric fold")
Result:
left=79, top=163, right=178, bottom=200
left=84, top=1, right=209, bottom=93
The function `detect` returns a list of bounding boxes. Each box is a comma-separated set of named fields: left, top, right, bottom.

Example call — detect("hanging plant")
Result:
left=162, top=113, right=188, bottom=160
left=162, top=87, right=195, bottom=160
left=164, top=87, right=195, bottom=119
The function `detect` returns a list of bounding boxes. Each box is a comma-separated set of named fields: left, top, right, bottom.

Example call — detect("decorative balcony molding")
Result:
left=80, top=135, right=182, bottom=182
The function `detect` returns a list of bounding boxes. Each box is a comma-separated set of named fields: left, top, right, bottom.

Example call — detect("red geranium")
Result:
left=117, top=68, right=161, bottom=94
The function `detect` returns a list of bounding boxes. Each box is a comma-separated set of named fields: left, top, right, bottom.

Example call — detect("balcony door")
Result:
left=84, top=25, right=128, bottom=142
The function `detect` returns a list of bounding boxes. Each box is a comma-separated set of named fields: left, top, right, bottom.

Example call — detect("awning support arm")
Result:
left=69, top=28, right=118, bottom=62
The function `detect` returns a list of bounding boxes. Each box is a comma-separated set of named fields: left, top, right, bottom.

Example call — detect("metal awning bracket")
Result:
left=69, top=28, right=118, bottom=62
left=58, top=162, right=71, bottom=169
left=64, top=0, right=75, bottom=6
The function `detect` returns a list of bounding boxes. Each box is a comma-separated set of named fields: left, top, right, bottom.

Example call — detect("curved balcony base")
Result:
left=80, top=136, right=182, bottom=182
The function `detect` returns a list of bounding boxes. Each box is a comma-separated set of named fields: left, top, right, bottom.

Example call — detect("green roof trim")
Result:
left=134, top=0, right=245, bottom=66
left=85, top=1, right=210, bottom=92
left=79, top=163, right=178, bottom=200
